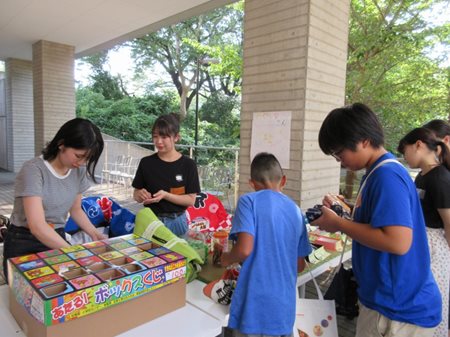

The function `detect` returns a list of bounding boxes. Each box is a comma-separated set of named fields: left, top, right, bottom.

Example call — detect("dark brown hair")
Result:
left=42, top=118, right=104, bottom=182
left=151, top=113, right=180, bottom=137
left=398, top=127, right=450, bottom=170
left=423, top=119, right=450, bottom=139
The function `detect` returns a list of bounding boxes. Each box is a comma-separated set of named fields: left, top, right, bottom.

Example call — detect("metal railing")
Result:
left=99, top=141, right=418, bottom=210
left=97, top=138, right=240, bottom=211
left=339, top=158, right=419, bottom=202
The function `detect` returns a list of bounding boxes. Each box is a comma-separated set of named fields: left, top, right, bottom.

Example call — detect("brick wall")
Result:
left=4, top=59, right=34, bottom=172
left=240, top=0, right=350, bottom=208
left=33, top=40, right=75, bottom=156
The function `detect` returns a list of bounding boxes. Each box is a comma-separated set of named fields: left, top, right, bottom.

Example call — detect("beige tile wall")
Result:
left=4, top=59, right=34, bottom=172
left=33, top=40, right=75, bottom=156
left=240, top=0, right=350, bottom=208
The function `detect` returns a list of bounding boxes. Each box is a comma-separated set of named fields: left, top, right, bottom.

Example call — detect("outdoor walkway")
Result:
left=0, top=169, right=356, bottom=337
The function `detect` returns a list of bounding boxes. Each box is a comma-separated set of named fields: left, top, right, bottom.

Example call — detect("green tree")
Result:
left=129, top=2, right=243, bottom=119
left=79, top=51, right=128, bottom=100
left=348, top=0, right=449, bottom=150
left=76, top=87, right=178, bottom=142
left=342, top=0, right=450, bottom=199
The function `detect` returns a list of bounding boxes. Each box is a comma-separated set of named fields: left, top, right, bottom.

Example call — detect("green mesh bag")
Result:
left=134, top=208, right=203, bottom=282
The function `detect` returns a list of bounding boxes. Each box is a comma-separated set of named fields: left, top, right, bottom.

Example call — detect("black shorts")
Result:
left=2, top=224, right=66, bottom=283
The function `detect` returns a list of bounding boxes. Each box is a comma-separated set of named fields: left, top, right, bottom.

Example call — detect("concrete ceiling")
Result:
left=0, top=0, right=235, bottom=61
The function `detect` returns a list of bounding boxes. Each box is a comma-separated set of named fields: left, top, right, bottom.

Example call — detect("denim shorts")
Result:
left=2, top=225, right=66, bottom=283
left=158, top=212, right=188, bottom=237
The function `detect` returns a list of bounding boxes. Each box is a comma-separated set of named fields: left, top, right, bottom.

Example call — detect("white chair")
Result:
left=109, top=155, right=132, bottom=192
left=101, top=154, right=125, bottom=188
left=117, top=157, right=140, bottom=195
left=203, top=167, right=233, bottom=212
left=197, top=165, right=211, bottom=190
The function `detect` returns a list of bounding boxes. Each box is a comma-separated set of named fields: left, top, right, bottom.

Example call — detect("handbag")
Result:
left=0, top=214, right=10, bottom=242
left=324, top=260, right=358, bottom=319
left=295, top=264, right=339, bottom=337
left=323, top=233, right=359, bottom=319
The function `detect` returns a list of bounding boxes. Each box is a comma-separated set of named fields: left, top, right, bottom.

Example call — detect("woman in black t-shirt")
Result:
left=424, top=119, right=450, bottom=336
left=398, top=127, right=450, bottom=337
left=132, top=113, right=200, bottom=236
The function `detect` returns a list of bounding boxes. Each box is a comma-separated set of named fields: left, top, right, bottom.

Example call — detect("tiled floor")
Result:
left=0, top=169, right=356, bottom=337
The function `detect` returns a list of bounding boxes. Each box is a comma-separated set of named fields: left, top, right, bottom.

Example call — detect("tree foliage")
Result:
left=347, top=0, right=449, bottom=151
left=128, top=2, right=243, bottom=119
left=78, top=51, right=130, bottom=100
left=75, top=0, right=450, bottom=165
left=76, top=87, right=178, bottom=142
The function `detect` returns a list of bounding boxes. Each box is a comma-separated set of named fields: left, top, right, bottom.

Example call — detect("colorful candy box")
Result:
left=8, top=234, right=186, bottom=326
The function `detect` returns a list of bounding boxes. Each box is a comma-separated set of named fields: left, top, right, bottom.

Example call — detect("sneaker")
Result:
left=203, top=279, right=236, bottom=305
left=0, top=215, right=9, bottom=243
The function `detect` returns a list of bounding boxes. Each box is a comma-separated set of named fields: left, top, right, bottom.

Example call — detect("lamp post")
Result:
left=194, top=57, right=219, bottom=161
left=194, top=57, right=201, bottom=149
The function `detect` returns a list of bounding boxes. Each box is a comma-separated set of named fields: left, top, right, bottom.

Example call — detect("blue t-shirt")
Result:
left=352, top=152, right=441, bottom=327
left=227, top=190, right=312, bottom=335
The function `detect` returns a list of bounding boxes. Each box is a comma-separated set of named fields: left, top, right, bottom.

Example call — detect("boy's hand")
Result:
left=220, top=252, right=232, bottom=267
left=311, top=206, right=341, bottom=232
left=213, top=243, right=223, bottom=266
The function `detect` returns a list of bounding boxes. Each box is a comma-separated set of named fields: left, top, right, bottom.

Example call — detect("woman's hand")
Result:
left=143, top=190, right=167, bottom=204
left=70, top=194, right=108, bottom=242
left=24, top=196, right=71, bottom=249
left=89, top=229, right=108, bottom=241
left=133, top=188, right=152, bottom=203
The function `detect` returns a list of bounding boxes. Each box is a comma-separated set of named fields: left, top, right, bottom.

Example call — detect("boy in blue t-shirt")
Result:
left=312, top=103, right=441, bottom=337
left=221, top=152, right=312, bottom=337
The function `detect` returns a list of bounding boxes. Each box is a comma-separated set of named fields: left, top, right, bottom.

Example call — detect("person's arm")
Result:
left=69, top=194, right=108, bottom=241
left=23, top=196, right=71, bottom=249
left=221, top=232, right=254, bottom=267
left=437, top=208, right=450, bottom=248
left=133, top=188, right=152, bottom=203
left=298, top=258, right=306, bottom=272
left=143, top=190, right=196, bottom=207
left=312, top=206, right=412, bottom=255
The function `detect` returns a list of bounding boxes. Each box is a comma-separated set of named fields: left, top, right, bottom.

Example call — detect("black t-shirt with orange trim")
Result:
left=132, top=154, right=200, bottom=214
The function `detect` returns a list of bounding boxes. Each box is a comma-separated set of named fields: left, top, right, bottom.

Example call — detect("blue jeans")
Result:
left=159, top=213, right=188, bottom=237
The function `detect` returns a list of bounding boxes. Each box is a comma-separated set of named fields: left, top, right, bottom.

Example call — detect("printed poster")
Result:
left=250, top=111, right=291, bottom=169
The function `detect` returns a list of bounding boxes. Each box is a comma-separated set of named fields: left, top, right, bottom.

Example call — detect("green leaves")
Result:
left=347, top=0, right=449, bottom=152
left=76, top=88, right=178, bottom=142
left=129, top=2, right=243, bottom=117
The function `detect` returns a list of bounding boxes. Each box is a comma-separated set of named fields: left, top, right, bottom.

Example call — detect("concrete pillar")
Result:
left=33, top=40, right=75, bottom=155
left=240, top=0, right=350, bottom=208
left=4, top=59, right=34, bottom=172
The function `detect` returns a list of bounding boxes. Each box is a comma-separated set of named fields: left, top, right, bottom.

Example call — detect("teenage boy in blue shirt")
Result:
left=312, top=103, right=441, bottom=337
left=221, top=152, right=312, bottom=337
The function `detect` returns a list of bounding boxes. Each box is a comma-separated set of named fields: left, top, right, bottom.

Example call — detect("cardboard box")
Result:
left=8, top=234, right=187, bottom=328
left=309, top=235, right=343, bottom=251
left=308, top=230, right=343, bottom=252
left=10, top=278, right=186, bottom=337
